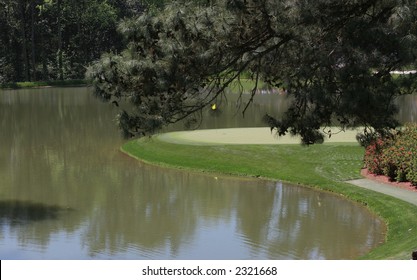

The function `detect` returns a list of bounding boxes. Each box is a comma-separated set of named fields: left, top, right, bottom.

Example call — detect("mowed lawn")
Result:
left=122, top=135, right=417, bottom=260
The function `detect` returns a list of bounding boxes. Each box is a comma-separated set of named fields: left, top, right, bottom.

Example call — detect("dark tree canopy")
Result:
left=0, top=0, right=147, bottom=83
left=87, top=0, right=417, bottom=143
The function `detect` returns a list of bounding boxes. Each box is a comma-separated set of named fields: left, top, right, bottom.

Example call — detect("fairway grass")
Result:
left=122, top=131, right=417, bottom=260
left=0, top=79, right=88, bottom=89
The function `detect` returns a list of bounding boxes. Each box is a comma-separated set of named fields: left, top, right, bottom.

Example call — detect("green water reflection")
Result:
left=0, top=87, right=395, bottom=259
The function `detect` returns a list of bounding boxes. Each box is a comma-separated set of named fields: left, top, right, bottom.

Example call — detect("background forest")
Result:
left=0, top=0, right=168, bottom=83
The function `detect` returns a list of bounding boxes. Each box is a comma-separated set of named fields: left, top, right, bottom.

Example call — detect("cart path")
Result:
left=348, top=179, right=417, bottom=206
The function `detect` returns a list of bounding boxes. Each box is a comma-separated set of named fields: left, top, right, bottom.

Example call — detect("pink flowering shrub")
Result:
left=364, top=138, right=390, bottom=175
left=364, top=123, right=417, bottom=186
left=409, top=156, right=417, bottom=185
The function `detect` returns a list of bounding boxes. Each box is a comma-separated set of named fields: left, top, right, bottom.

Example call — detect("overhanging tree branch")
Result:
left=87, top=0, right=417, bottom=144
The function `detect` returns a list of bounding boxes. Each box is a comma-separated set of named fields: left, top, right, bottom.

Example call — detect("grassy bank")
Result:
left=0, top=79, right=89, bottom=89
left=122, top=136, right=417, bottom=259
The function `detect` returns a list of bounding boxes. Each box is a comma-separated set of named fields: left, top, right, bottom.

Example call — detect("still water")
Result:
left=0, top=87, right=398, bottom=259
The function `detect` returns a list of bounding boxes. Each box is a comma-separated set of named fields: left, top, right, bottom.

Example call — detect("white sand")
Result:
left=157, top=127, right=361, bottom=145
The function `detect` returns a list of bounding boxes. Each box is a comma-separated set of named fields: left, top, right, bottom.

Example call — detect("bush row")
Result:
left=364, top=123, right=417, bottom=186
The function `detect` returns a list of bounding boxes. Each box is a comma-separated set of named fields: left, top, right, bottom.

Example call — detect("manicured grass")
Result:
left=227, top=78, right=269, bottom=93
left=0, top=79, right=89, bottom=89
left=122, top=137, right=417, bottom=260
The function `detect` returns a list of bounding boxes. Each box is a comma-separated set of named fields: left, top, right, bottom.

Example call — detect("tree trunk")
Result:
left=57, top=0, right=63, bottom=80
left=30, top=0, right=37, bottom=81
left=19, top=0, right=30, bottom=81
left=41, top=30, right=48, bottom=80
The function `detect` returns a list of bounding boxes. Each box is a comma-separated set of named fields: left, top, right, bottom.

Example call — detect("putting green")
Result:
left=157, top=127, right=362, bottom=145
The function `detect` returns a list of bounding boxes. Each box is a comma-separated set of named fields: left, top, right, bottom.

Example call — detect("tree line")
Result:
left=0, top=0, right=169, bottom=83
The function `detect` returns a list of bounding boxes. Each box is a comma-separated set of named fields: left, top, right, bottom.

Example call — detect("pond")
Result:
left=169, top=88, right=417, bottom=130
left=0, top=87, right=404, bottom=259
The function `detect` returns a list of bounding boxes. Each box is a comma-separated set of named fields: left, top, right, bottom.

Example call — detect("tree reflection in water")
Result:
left=0, top=200, right=72, bottom=225
left=0, top=88, right=392, bottom=259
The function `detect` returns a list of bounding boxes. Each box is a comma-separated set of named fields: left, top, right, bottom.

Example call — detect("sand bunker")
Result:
left=157, top=127, right=361, bottom=145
